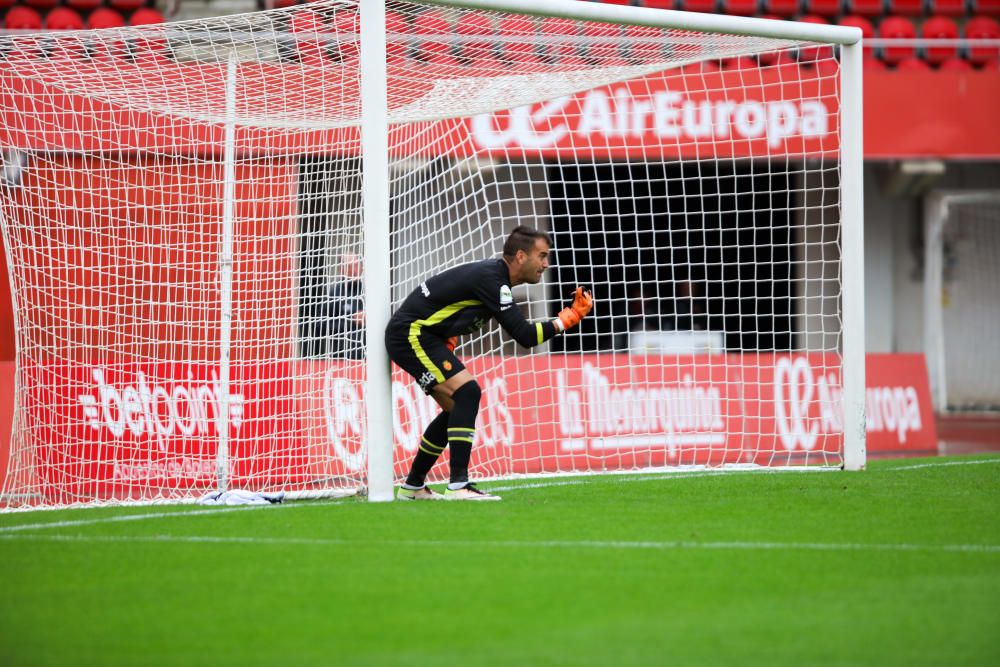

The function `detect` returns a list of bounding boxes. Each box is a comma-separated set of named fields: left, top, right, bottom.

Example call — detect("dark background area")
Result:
left=546, top=160, right=796, bottom=353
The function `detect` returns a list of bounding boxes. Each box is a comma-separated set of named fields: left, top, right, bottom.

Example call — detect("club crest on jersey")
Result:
left=442, top=360, right=452, bottom=371
left=499, top=285, right=513, bottom=305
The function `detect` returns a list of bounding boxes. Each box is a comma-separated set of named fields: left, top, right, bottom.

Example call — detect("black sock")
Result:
left=404, top=411, right=449, bottom=488
left=447, top=381, right=482, bottom=485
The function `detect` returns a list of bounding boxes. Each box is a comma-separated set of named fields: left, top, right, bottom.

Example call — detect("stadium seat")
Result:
left=965, top=16, right=1000, bottom=66
left=412, top=9, right=451, bottom=61
left=921, top=15, right=959, bottom=64
left=971, top=0, right=1000, bottom=13
left=797, top=15, right=833, bottom=61
left=848, top=0, right=886, bottom=16
left=762, top=0, right=801, bottom=15
left=0, top=0, right=15, bottom=9
left=496, top=15, right=538, bottom=64
left=676, top=0, right=719, bottom=12
left=87, top=7, right=126, bottom=29
left=626, top=24, right=665, bottom=60
left=603, top=0, right=635, bottom=5
left=540, top=17, right=581, bottom=62
left=45, top=7, right=85, bottom=30
left=938, top=56, right=973, bottom=69
left=290, top=8, right=330, bottom=65
left=896, top=55, right=931, bottom=68
left=721, top=0, right=760, bottom=14
left=3, top=6, right=43, bottom=31
left=454, top=12, right=494, bottom=62
left=637, top=0, right=674, bottom=8
left=838, top=15, right=875, bottom=56
left=331, top=10, right=359, bottom=61
left=926, top=0, right=966, bottom=15
left=722, top=55, right=758, bottom=69
left=803, top=0, right=843, bottom=16
left=108, top=0, right=147, bottom=12
left=64, top=0, right=104, bottom=12
left=384, top=10, right=408, bottom=61
left=877, top=15, right=917, bottom=63
left=129, top=8, right=164, bottom=25
left=885, top=0, right=925, bottom=15
left=21, top=0, right=61, bottom=11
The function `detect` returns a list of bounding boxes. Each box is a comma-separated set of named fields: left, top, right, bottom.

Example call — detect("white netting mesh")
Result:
left=0, top=0, right=847, bottom=509
left=930, top=194, right=1000, bottom=413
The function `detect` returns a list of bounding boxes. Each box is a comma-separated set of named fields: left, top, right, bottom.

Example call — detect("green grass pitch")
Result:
left=1, top=455, right=998, bottom=667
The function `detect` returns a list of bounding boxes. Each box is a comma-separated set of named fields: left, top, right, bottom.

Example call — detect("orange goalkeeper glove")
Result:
left=445, top=336, right=458, bottom=352
left=556, top=287, right=593, bottom=332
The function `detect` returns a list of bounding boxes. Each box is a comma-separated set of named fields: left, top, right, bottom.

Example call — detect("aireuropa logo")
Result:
left=471, top=87, right=831, bottom=151
left=773, top=356, right=925, bottom=450
left=77, top=368, right=244, bottom=446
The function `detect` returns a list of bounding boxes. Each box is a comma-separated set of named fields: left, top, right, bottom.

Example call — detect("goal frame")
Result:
left=923, top=189, right=1000, bottom=413
left=359, top=0, right=867, bottom=501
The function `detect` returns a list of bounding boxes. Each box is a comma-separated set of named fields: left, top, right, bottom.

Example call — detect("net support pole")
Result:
left=360, top=0, right=394, bottom=502
left=216, top=52, right=238, bottom=492
left=840, top=40, right=866, bottom=471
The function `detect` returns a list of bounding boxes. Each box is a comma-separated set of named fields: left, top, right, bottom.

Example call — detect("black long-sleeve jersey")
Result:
left=388, top=258, right=561, bottom=348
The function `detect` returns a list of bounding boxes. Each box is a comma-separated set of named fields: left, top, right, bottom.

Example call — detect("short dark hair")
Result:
left=502, top=225, right=552, bottom=260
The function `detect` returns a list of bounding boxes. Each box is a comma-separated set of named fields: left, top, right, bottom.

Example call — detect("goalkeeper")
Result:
left=385, top=225, right=593, bottom=501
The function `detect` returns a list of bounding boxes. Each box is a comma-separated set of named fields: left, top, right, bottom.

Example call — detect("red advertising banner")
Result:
left=0, top=353, right=936, bottom=501
left=3, top=61, right=997, bottom=158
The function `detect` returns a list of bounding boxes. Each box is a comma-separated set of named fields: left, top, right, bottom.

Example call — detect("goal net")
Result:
left=0, top=0, right=863, bottom=509
left=924, top=191, right=1000, bottom=414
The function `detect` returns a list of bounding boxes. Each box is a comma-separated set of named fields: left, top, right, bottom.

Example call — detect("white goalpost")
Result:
left=0, top=0, right=864, bottom=510
left=924, top=190, right=1000, bottom=414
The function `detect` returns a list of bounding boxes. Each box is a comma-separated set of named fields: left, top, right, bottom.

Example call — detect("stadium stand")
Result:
left=878, top=14, right=918, bottom=63
left=721, top=0, right=761, bottom=15
left=804, top=0, right=844, bottom=17
left=849, top=0, right=886, bottom=17
left=87, top=6, right=126, bottom=29
left=966, top=15, right=1000, bottom=64
left=45, top=6, right=84, bottom=30
left=927, top=0, right=967, bottom=16
left=3, top=5, right=42, bottom=30
left=922, top=15, right=960, bottom=63
left=886, top=0, right=924, bottom=16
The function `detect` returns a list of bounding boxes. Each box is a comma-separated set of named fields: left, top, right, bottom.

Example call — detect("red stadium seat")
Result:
left=804, top=0, right=843, bottom=16
left=384, top=10, right=408, bottom=60
left=108, top=0, right=147, bottom=12
left=676, top=0, right=719, bottom=12
left=626, top=24, right=665, bottom=60
left=762, top=0, right=802, bottom=16
left=722, top=55, right=758, bottom=69
left=921, top=15, right=958, bottom=64
left=848, top=0, right=886, bottom=16
left=331, top=10, right=359, bottom=61
left=3, top=6, right=43, bottom=30
left=896, top=55, right=931, bottom=68
left=269, top=0, right=300, bottom=7
left=496, top=15, right=538, bottom=64
left=637, top=0, right=674, bottom=8
left=21, top=0, right=61, bottom=11
left=540, top=17, right=580, bottom=61
left=938, top=56, right=972, bottom=69
left=64, top=0, right=104, bottom=12
left=721, top=0, right=761, bottom=14
left=877, top=15, right=917, bottom=63
left=129, top=8, right=164, bottom=25
left=885, top=0, right=924, bottom=15
left=412, top=9, right=451, bottom=60
left=87, top=7, right=126, bottom=29
left=290, top=8, right=330, bottom=65
left=0, top=0, right=15, bottom=9
left=864, top=54, right=888, bottom=68
left=604, top=0, right=635, bottom=5
left=454, top=13, right=494, bottom=61
left=798, top=15, right=833, bottom=62
left=926, top=0, right=966, bottom=15
left=971, top=0, right=1000, bottom=13
left=839, top=15, right=875, bottom=56
left=965, top=16, right=1000, bottom=66
left=46, top=7, right=85, bottom=30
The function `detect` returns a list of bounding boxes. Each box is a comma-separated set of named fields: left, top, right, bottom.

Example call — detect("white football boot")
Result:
left=396, top=486, right=444, bottom=501
left=443, top=483, right=501, bottom=501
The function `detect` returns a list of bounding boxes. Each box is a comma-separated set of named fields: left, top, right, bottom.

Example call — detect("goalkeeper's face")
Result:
left=518, top=239, right=551, bottom=285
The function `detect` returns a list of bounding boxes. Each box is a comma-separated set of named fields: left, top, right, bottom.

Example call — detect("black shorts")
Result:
left=385, top=323, right=466, bottom=394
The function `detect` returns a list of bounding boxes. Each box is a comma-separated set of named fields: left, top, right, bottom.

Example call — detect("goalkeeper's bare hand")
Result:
left=556, top=287, right=594, bottom=331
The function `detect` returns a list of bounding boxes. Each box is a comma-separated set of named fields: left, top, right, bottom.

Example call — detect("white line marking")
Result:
left=1, top=532, right=997, bottom=554
left=1, top=457, right=994, bottom=533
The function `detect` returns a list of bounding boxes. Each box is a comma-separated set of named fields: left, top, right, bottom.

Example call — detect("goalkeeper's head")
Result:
left=503, top=225, right=552, bottom=285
